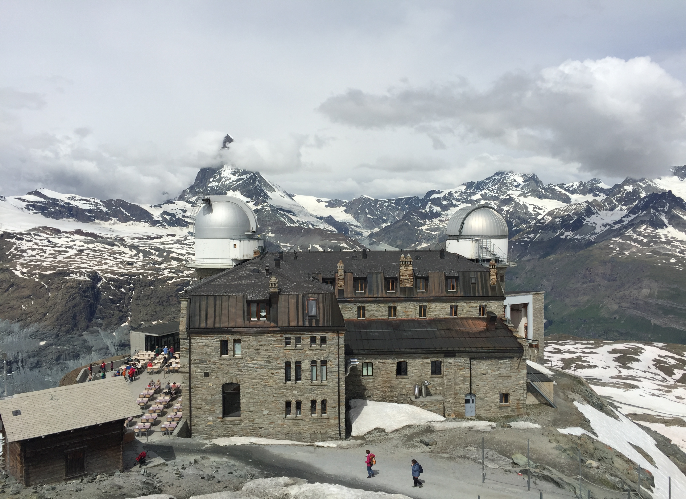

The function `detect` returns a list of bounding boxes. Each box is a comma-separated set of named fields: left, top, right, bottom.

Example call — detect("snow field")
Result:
left=348, top=399, right=444, bottom=436
left=560, top=402, right=686, bottom=499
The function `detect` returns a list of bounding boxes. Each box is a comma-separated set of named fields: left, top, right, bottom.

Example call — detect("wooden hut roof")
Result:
left=0, top=378, right=141, bottom=442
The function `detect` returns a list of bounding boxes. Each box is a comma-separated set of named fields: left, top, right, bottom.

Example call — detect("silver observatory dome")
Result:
left=446, top=205, right=508, bottom=238
left=194, top=196, right=257, bottom=239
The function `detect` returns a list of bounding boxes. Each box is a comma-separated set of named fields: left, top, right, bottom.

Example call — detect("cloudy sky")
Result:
left=1, top=1, right=685, bottom=203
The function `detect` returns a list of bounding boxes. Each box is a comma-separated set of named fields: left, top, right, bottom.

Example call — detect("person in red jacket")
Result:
left=365, top=449, right=376, bottom=478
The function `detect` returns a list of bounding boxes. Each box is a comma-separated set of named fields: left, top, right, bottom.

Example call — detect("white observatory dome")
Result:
left=190, top=195, right=262, bottom=272
left=445, top=205, right=508, bottom=263
left=194, top=196, right=256, bottom=239
left=447, top=205, right=508, bottom=238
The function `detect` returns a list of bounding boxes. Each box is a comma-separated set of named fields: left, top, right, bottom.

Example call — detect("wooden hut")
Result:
left=0, top=378, right=141, bottom=485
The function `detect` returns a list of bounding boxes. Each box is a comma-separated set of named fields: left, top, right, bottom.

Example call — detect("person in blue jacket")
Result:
left=411, top=459, right=423, bottom=487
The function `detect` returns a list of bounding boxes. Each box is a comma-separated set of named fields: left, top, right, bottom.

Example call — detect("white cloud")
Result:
left=319, top=57, right=686, bottom=178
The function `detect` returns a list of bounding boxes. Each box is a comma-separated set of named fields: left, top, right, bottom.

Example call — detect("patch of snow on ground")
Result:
left=526, top=360, right=554, bottom=376
left=509, top=421, right=542, bottom=429
left=211, top=436, right=308, bottom=446
left=557, top=427, right=589, bottom=436
left=638, top=422, right=686, bottom=453
left=573, top=401, right=686, bottom=499
left=349, top=399, right=444, bottom=436
left=431, top=421, right=495, bottom=431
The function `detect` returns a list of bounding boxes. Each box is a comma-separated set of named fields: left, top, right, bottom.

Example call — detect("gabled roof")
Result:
left=345, top=318, right=522, bottom=357
left=0, top=378, right=141, bottom=442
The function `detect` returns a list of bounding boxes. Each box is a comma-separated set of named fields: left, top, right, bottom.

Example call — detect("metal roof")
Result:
left=131, top=322, right=179, bottom=336
left=277, top=249, right=489, bottom=278
left=446, top=205, right=508, bottom=238
left=185, top=253, right=334, bottom=299
left=0, top=378, right=141, bottom=442
left=194, top=195, right=257, bottom=239
left=345, top=318, right=523, bottom=356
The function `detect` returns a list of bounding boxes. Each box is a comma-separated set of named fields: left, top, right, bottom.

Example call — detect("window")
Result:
left=362, top=362, right=373, bottom=376
left=320, top=335, right=327, bottom=346
left=450, top=305, right=458, bottom=317
left=419, top=305, right=427, bottom=318
left=416, top=278, right=427, bottom=292
left=447, top=277, right=458, bottom=292
left=431, top=360, right=442, bottom=375
left=233, top=243, right=237, bottom=248
left=396, top=361, right=408, bottom=376
left=285, top=336, right=291, bottom=347
left=388, top=306, right=397, bottom=318
left=295, top=336, right=302, bottom=347
left=479, top=305, right=487, bottom=317
left=220, top=340, right=229, bottom=356
left=354, top=278, right=366, bottom=293
left=249, top=302, right=269, bottom=321
left=311, top=399, right=317, bottom=416
left=285, top=361, right=292, bottom=382
left=357, top=306, right=366, bottom=319
left=311, top=360, right=317, bottom=381
left=233, top=339, right=241, bottom=356
left=203, top=372, right=210, bottom=378
left=386, top=278, right=397, bottom=292
left=500, top=393, right=510, bottom=405
left=222, top=383, right=241, bottom=417
left=295, top=361, right=302, bottom=381
left=321, top=360, right=327, bottom=382
left=307, top=298, right=318, bottom=317
left=285, top=401, right=292, bottom=417
left=65, top=448, right=86, bottom=478
left=295, top=400, right=302, bottom=416
left=321, top=399, right=327, bottom=415
left=310, top=335, right=317, bottom=346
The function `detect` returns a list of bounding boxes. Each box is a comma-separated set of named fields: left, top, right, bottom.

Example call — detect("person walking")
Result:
left=411, top=459, right=423, bottom=487
left=365, top=450, right=376, bottom=478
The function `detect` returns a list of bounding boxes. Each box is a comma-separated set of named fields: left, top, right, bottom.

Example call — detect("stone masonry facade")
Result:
left=188, top=331, right=344, bottom=442
left=339, top=299, right=504, bottom=320
left=346, top=355, right=526, bottom=418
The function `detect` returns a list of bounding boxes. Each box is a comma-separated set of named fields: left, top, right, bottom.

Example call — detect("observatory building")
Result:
left=446, top=205, right=508, bottom=264
left=188, top=195, right=263, bottom=278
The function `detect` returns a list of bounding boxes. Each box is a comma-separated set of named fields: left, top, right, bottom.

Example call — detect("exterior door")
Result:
left=65, top=448, right=86, bottom=478
left=465, top=393, right=476, bottom=417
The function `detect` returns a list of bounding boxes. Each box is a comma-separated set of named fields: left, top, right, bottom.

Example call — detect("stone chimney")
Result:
left=253, top=248, right=261, bottom=258
left=269, top=276, right=279, bottom=293
left=439, top=248, right=445, bottom=259
left=489, top=260, right=497, bottom=286
left=336, top=260, right=345, bottom=291
left=399, top=253, right=414, bottom=288
left=274, top=258, right=281, bottom=269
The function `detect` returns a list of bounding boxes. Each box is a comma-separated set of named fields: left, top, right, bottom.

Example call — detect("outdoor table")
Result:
left=143, top=390, right=154, bottom=397
left=173, top=412, right=182, bottom=421
left=142, top=414, right=157, bottom=423
left=151, top=404, right=164, bottom=414
left=162, top=422, right=177, bottom=436
left=134, top=423, right=151, bottom=436
left=136, top=398, right=148, bottom=406
left=173, top=404, right=182, bottom=411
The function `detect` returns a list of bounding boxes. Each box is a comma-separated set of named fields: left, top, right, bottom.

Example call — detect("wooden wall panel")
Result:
left=220, top=296, right=229, bottom=328
left=206, top=296, right=215, bottom=329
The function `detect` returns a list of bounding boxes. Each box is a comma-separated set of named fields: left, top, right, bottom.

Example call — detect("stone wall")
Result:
left=532, top=292, right=545, bottom=363
left=339, top=299, right=503, bottom=320
left=346, top=354, right=526, bottom=419
left=189, top=330, right=344, bottom=442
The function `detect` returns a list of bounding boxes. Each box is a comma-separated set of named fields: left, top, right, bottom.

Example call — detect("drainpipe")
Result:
left=337, top=331, right=341, bottom=439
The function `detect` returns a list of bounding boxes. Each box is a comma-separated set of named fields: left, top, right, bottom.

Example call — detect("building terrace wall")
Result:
left=189, top=330, right=344, bottom=442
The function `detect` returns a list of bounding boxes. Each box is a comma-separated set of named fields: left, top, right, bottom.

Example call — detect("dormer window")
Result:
left=446, top=277, right=458, bottom=292
left=248, top=302, right=269, bottom=321
left=386, top=278, right=397, bottom=293
left=416, top=278, right=427, bottom=292
left=354, top=278, right=366, bottom=293
left=307, top=298, right=318, bottom=317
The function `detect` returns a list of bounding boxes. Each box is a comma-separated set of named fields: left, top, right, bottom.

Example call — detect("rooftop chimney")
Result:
left=269, top=276, right=279, bottom=293
left=439, top=248, right=445, bottom=259
left=362, top=248, right=368, bottom=259
left=274, top=258, right=281, bottom=269
left=486, top=311, right=497, bottom=330
left=265, top=264, right=270, bottom=276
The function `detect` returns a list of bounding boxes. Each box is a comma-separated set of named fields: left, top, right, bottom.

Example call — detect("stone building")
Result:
left=178, top=200, right=547, bottom=441
left=180, top=256, right=346, bottom=441
left=345, top=315, right=526, bottom=418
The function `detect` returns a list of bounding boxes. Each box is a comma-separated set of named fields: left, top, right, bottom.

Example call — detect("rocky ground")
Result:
left=0, top=370, right=676, bottom=499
